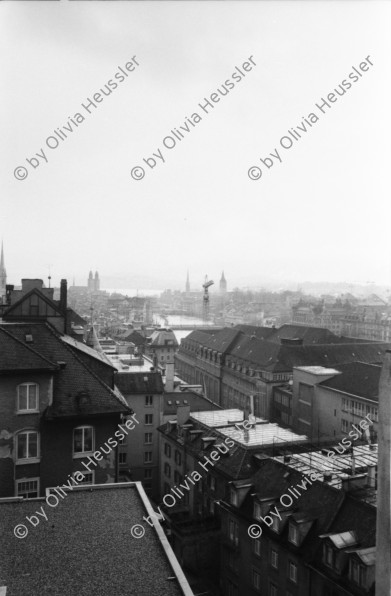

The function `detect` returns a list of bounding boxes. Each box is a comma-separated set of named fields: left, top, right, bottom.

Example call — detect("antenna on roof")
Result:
left=46, top=263, right=53, bottom=288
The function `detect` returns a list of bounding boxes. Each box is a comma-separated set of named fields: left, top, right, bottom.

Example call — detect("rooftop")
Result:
left=0, top=483, right=192, bottom=596
left=190, top=409, right=308, bottom=448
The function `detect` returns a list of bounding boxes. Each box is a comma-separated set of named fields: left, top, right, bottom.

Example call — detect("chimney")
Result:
left=165, top=361, right=175, bottom=392
left=5, top=284, right=13, bottom=305
left=60, top=279, right=68, bottom=332
left=376, top=350, right=391, bottom=596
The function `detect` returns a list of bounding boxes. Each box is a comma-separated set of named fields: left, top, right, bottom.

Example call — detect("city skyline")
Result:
left=2, top=2, right=391, bottom=290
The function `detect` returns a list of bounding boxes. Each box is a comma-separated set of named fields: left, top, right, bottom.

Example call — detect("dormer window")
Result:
left=230, top=487, right=238, bottom=506
left=324, top=543, right=335, bottom=568
left=350, top=559, right=367, bottom=587
left=289, top=523, right=300, bottom=546
left=271, top=516, right=280, bottom=533
left=254, top=502, right=262, bottom=520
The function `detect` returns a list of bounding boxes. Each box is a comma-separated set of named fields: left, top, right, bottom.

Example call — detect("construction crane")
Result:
left=202, top=275, right=214, bottom=321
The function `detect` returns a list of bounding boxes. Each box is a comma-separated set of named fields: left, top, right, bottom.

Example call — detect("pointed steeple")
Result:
left=219, top=270, right=227, bottom=293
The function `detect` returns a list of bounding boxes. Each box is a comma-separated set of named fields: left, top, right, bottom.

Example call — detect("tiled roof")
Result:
left=0, top=484, right=190, bottom=596
left=0, top=326, right=58, bottom=373
left=319, top=362, right=381, bottom=400
left=185, top=328, right=242, bottom=353
left=115, top=372, right=164, bottom=394
left=267, top=324, right=340, bottom=344
left=1, top=323, right=131, bottom=418
left=159, top=419, right=266, bottom=481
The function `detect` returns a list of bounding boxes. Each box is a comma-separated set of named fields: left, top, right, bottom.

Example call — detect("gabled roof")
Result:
left=1, top=323, right=130, bottom=418
left=2, top=287, right=63, bottom=319
left=0, top=326, right=58, bottom=373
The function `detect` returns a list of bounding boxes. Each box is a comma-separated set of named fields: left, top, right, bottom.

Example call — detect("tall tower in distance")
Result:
left=185, top=270, right=190, bottom=293
left=219, top=271, right=227, bottom=293
left=375, top=349, right=391, bottom=595
left=94, top=271, right=100, bottom=292
left=0, top=241, right=7, bottom=299
left=87, top=270, right=94, bottom=292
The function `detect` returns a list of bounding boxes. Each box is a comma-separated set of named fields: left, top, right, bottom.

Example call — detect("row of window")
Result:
left=164, top=442, right=182, bottom=464
left=14, top=426, right=101, bottom=462
left=341, top=398, right=378, bottom=421
left=16, top=472, right=94, bottom=498
left=323, top=544, right=368, bottom=587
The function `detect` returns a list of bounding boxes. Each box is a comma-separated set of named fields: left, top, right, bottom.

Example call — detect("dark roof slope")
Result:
left=0, top=485, right=187, bottom=596
left=1, top=323, right=130, bottom=418
left=0, top=326, right=58, bottom=373
left=186, top=328, right=242, bottom=353
left=267, top=324, right=340, bottom=344
left=319, top=362, right=381, bottom=401
left=115, top=371, right=164, bottom=394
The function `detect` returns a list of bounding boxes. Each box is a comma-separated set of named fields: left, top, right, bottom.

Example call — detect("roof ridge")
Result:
left=4, top=287, right=63, bottom=316
left=43, top=323, right=130, bottom=411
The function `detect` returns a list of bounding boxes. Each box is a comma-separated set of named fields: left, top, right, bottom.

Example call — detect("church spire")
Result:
left=186, top=270, right=190, bottom=293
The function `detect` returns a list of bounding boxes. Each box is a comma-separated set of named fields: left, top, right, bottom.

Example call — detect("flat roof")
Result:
left=219, top=423, right=308, bottom=448
left=190, top=408, right=262, bottom=428
left=294, top=366, right=340, bottom=375
left=0, top=483, right=193, bottom=596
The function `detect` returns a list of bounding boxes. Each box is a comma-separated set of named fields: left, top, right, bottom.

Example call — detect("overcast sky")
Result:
left=1, top=1, right=390, bottom=291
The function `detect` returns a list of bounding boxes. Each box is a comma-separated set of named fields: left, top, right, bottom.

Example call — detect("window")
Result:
left=119, top=452, right=127, bottom=464
left=254, top=502, right=262, bottom=520
left=145, top=395, right=153, bottom=406
left=269, top=583, right=277, bottom=596
left=144, top=451, right=152, bottom=464
left=288, top=561, right=298, bottom=583
left=271, top=549, right=278, bottom=569
left=73, top=426, right=94, bottom=455
left=210, top=476, right=216, bottom=491
left=164, top=443, right=171, bottom=457
left=229, top=519, right=239, bottom=546
left=324, top=544, right=334, bottom=568
left=341, top=419, right=349, bottom=433
left=119, top=434, right=127, bottom=445
left=16, top=478, right=39, bottom=498
left=174, top=450, right=182, bottom=465
left=75, top=471, right=94, bottom=485
left=144, top=469, right=152, bottom=479
left=230, top=488, right=238, bottom=506
left=16, top=431, right=39, bottom=462
left=164, top=463, right=171, bottom=478
left=17, top=383, right=38, bottom=412
left=253, top=539, right=261, bottom=556
left=289, top=524, right=300, bottom=545
left=271, top=516, right=280, bottom=533
left=350, top=559, right=367, bottom=586
left=174, top=471, right=181, bottom=484
left=145, top=414, right=153, bottom=425
left=252, top=570, right=261, bottom=590
left=144, top=433, right=153, bottom=444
